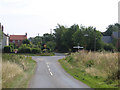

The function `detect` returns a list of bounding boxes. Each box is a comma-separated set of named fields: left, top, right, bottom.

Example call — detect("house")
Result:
left=0, top=23, right=9, bottom=50
left=102, top=31, right=120, bottom=48
left=9, top=33, right=27, bottom=47
left=102, top=36, right=112, bottom=43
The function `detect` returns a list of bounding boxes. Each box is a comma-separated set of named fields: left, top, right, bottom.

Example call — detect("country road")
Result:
left=29, top=54, right=92, bottom=88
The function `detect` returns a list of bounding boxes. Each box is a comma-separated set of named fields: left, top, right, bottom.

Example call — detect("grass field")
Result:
left=2, top=53, right=36, bottom=88
left=59, top=51, right=119, bottom=89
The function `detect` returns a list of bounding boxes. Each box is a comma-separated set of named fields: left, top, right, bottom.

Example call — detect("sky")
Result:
left=0, top=0, right=119, bottom=38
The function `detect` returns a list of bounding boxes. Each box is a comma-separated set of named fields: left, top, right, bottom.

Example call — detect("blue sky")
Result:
left=0, top=0, right=119, bottom=38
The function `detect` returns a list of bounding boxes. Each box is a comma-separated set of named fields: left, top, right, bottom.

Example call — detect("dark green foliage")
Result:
left=9, top=43, right=16, bottom=52
left=31, top=48, right=40, bottom=54
left=29, top=36, right=42, bottom=45
left=103, top=23, right=120, bottom=36
left=43, top=33, right=55, bottom=43
left=4, top=46, right=12, bottom=53
left=42, top=49, right=48, bottom=53
left=103, top=43, right=115, bottom=51
left=54, top=24, right=103, bottom=52
left=28, top=23, right=119, bottom=52
left=46, top=41, right=56, bottom=52
left=22, top=39, right=30, bottom=45
left=18, top=47, right=31, bottom=53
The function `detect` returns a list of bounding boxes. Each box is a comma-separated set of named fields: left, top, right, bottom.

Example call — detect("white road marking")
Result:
left=46, top=63, right=53, bottom=76
left=48, top=68, right=50, bottom=71
left=47, top=64, right=49, bottom=68
left=50, top=72, right=53, bottom=76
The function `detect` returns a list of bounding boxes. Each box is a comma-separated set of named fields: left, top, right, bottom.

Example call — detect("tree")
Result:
left=46, top=41, right=56, bottom=52
left=103, top=23, right=120, bottom=36
left=22, top=39, right=30, bottom=45
left=54, top=24, right=66, bottom=52
left=29, top=36, right=42, bottom=45
left=42, top=33, right=55, bottom=43
left=72, top=26, right=85, bottom=47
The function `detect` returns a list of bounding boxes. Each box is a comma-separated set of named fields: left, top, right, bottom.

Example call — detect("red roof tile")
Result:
left=10, top=35, right=27, bottom=40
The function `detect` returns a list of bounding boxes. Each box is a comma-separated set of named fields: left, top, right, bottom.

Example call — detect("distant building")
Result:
left=102, top=31, right=120, bottom=48
left=0, top=23, right=9, bottom=50
left=102, top=36, right=112, bottom=43
left=9, top=33, right=27, bottom=47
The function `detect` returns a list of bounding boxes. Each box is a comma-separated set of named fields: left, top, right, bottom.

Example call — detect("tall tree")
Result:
left=103, top=23, right=120, bottom=36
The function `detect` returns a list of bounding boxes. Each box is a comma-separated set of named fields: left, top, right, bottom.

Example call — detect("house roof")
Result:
left=112, top=32, right=120, bottom=39
left=10, top=35, right=27, bottom=40
left=3, top=33, right=9, bottom=37
left=102, top=36, right=112, bottom=43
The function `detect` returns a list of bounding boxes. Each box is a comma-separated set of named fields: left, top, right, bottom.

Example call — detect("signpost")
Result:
left=73, top=43, right=83, bottom=51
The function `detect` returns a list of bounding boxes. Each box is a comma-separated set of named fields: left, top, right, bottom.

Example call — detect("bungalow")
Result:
left=0, top=23, right=9, bottom=50
left=9, top=33, right=27, bottom=47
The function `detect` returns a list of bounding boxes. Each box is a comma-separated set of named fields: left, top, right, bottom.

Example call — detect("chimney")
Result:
left=25, top=32, right=27, bottom=36
left=2, top=25, right=4, bottom=32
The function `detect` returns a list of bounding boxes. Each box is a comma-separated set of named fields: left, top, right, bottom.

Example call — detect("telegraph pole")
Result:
left=94, top=28, right=96, bottom=51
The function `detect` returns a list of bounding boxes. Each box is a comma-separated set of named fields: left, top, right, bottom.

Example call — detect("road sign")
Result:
left=73, top=46, right=83, bottom=49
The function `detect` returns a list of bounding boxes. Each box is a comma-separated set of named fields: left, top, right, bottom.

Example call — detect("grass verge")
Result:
left=2, top=53, right=36, bottom=88
left=59, top=51, right=119, bottom=89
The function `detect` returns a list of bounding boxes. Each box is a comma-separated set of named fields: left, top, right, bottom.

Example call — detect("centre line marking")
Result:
left=46, top=63, right=53, bottom=76
left=50, top=72, right=53, bottom=76
left=48, top=68, right=50, bottom=71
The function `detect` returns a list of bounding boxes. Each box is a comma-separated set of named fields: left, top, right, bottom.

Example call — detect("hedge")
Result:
left=18, top=47, right=31, bottom=53
left=31, top=48, right=41, bottom=54
left=4, top=46, right=12, bottom=53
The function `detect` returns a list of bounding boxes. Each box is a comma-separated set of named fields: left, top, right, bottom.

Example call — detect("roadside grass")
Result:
left=59, top=51, right=119, bottom=89
left=2, top=53, right=36, bottom=88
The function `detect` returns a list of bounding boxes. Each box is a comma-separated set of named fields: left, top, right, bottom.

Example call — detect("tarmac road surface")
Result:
left=29, top=54, right=93, bottom=88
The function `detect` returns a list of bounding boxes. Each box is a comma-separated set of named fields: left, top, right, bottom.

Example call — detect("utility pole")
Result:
left=94, top=28, right=96, bottom=51
left=50, top=29, right=52, bottom=34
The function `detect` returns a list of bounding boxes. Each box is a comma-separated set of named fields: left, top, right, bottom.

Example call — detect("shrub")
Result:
left=31, top=48, right=40, bottom=54
left=42, top=49, right=48, bottom=53
left=22, top=39, right=30, bottom=45
left=18, top=47, right=31, bottom=53
left=103, top=43, right=115, bottom=51
left=25, top=47, right=31, bottom=53
left=4, top=46, right=11, bottom=53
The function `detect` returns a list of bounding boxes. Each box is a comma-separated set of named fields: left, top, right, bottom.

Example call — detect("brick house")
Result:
left=9, top=33, right=27, bottom=47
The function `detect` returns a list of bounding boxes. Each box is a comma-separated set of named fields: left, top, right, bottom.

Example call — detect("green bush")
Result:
left=31, top=48, right=40, bottom=54
left=18, top=47, right=31, bottom=53
left=103, top=43, right=115, bottom=51
left=4, top=46, right=11, bottom=53
left=42, top=49, right=48, bottom=53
